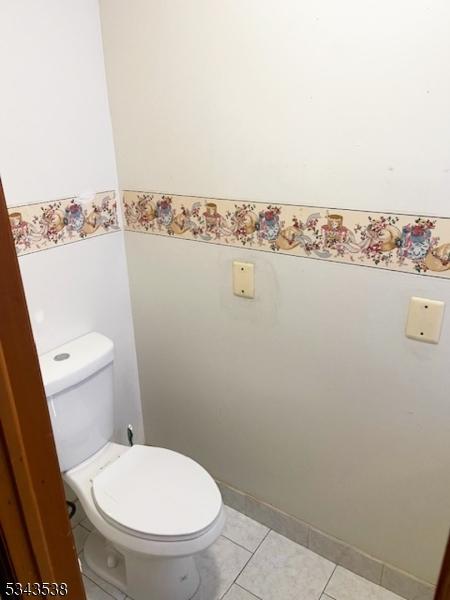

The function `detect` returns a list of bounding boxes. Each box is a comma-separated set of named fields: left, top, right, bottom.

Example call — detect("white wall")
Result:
left=126, top=233, right=450, bottom=585
left=99, top=0, right=450, bottom=583
left=0, top=0, right=144, bottom=444
left=100, top=0, right=450, bottom=217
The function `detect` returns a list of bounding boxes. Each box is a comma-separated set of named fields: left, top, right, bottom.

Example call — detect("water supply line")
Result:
left=127, top=424, right=134, bottom=447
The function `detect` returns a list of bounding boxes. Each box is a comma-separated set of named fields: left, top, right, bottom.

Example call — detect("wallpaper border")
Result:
left=123, top=190, right=450, bottom=280
left=8, top=191, right=119, bottom=256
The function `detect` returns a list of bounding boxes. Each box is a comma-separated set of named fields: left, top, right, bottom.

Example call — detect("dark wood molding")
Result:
left=435, top=533, right=450, bottom=600
left=0, top=179, right=85, bottom=598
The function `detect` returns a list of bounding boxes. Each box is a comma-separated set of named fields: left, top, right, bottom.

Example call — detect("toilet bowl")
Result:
left=66, top=442, right=224, bottom=600
left=39, top=333, right=224, bottom=600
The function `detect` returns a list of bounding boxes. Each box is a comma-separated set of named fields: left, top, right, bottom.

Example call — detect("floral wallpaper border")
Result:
left=8, top=191, right=119, bottom=256
left=123, top=190, right=450, bottom=279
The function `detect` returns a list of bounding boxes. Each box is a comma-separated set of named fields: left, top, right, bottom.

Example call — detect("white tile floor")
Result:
left=72, top=504, right=406, bottom=600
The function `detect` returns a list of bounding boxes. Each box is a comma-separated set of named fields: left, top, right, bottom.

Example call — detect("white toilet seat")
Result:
left=92, top=444, right=222, bottom=542
left=65, top=441, right=225, bottom=559
left=65, top=442, right=225, bottom=600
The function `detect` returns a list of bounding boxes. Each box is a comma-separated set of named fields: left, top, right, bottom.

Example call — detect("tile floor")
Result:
left=72, top=503, right=406, bottom=600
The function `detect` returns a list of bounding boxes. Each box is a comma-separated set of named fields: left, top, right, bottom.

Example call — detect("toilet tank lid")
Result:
left=39, top=332, right=114, bottom=397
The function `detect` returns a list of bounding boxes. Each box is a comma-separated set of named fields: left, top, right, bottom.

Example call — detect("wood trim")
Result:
left=0, top=425, right=39, bottom=583
left=435, top=533, right=450, bottom=600
left=0, top=179, right=85, bottom=598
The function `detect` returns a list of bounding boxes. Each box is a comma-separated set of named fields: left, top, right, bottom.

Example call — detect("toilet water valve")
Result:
left=127, top=424, right=134, bottom=446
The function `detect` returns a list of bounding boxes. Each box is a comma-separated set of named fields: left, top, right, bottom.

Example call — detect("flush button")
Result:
left=54, top=352, right=70, bottom=361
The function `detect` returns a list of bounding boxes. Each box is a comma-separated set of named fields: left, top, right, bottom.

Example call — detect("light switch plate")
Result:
left=405, top=297, right=445, bottom=343
left=233, top=261, right=254, bottom=298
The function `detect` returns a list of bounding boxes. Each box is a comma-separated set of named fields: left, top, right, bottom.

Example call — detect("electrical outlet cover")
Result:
left=406, top=297, right=445, bottom=344
left=232, top=261, right=254, bottom=299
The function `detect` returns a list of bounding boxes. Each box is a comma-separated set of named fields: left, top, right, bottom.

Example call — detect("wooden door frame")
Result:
left=436, top=534, right=450, bottom=600
left=0, top=178, right=85, bottom=598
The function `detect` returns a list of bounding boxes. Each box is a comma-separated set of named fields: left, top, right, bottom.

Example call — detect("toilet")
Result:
left=39, top=332, right=224, bottom=600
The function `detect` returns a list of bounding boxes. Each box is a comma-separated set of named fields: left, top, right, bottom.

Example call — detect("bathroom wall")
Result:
left=0, top=0, right=144, bottom=443
left=100, top=0, right=450, bottom=583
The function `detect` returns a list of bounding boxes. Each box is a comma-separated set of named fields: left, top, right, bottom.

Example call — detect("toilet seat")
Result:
left=92, top=445, right=222, bottom=542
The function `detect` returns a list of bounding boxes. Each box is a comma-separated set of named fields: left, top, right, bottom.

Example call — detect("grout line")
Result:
left=83, top=571, right=121, bottom=600
left=218, top=551, right=253, bottom=600
left=219, top=529, right=271, bottom=600
left=321, top=565, right=338, bottom=599
left=82, top=573, right=117, bottom=600
left=220, top=484, right=435, bottom=597
left=251, top=527, right=271, bottom=555
left=224, top=503, right=269, bottom=530
left=80, top=552, right=125, bottom=600
left=234, top=582, right=264, bottom=599
left=221, top=533, right=262, bottom=554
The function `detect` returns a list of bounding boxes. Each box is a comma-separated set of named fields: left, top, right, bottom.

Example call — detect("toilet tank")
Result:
left=39, top=332, right=114, bottom=472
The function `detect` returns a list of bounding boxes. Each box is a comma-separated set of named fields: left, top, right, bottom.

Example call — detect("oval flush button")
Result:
left=54, top=353, right=70, bottom=361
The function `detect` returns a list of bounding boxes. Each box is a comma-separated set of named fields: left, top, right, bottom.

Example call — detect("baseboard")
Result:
left=216, top=479, right=435, bottom=600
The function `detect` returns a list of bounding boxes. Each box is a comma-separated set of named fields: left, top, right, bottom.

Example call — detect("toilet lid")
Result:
left=92, top=445, right=222, bottom=541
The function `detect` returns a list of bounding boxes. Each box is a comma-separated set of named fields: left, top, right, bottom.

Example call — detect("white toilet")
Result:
left=39, top=332, right=224, bottom=600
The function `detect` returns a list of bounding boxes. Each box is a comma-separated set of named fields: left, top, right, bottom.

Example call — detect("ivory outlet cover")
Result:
left=406, top=297, right=445, bottom=344
left=233, top=261, right=254, bottom=299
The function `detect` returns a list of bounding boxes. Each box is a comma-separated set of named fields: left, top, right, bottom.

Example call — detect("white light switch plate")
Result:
left=405, top=297, right=445, bottom=343
left=233, top=261, right=254, bottom=298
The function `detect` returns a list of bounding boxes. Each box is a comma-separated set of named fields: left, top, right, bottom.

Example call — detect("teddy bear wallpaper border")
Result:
left=8, top=191, right=119, bottom=256
left=122, top=190, right=450, bottom=279
left=9, top=188, right=450, bottom=279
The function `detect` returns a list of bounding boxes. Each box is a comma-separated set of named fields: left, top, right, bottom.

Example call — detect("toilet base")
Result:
left=84, top=531, right=127, bottom=592
left=84, top=530, right=201, bottom=600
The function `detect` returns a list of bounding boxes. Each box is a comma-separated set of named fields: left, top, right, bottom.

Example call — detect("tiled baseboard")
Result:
left=216, top=479, right=435, bottom=600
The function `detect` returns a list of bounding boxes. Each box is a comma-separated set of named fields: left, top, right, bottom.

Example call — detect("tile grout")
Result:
left=221, top=533, right=263, bottom=555
left=218, top=547, right=254, bottom=600
left=380, top=562, right=386, bottom=587
left=220, top=487, right=435, bottom=599
left=321, top=564, right=338, bottom=599
left=74, top=501, right=418, bottom=600
left=220, top=528, right=271, bottom=600
left=234, top=581, right=264, bottom=600
left=247, top=527, right=271, bottom=558
left=78, top=534, right=124, bottom=600
left=82, top=572, right=117, bottom=600
left=87, top=580, right=116, bottom=600
left=83, top=567, right=122, bottom=600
